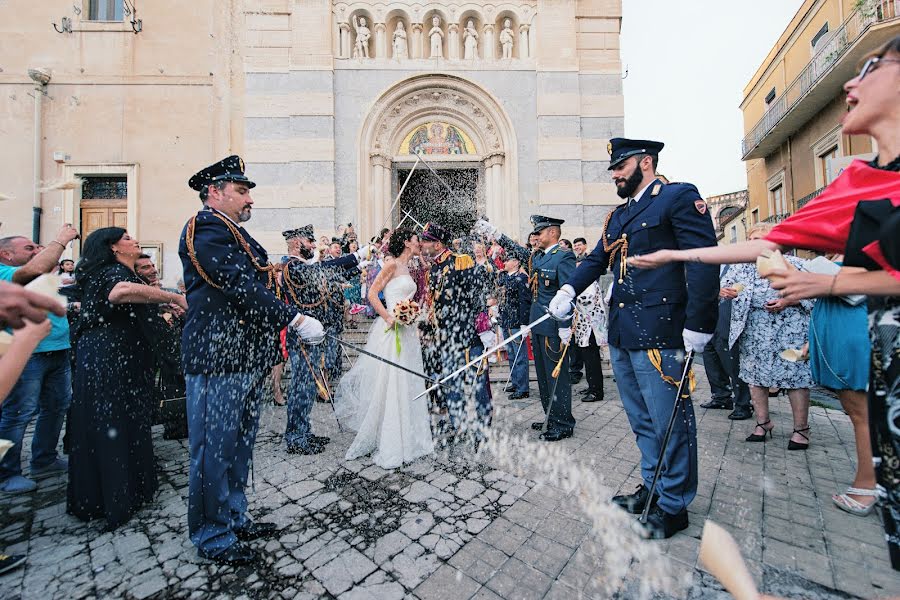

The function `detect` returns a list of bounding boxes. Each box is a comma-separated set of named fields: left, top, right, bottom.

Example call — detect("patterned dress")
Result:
left=723, top=259, right=815, bottom=388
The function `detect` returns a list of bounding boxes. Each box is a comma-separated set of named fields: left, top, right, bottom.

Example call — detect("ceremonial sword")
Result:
left=327, top=334, right=450, bottom=389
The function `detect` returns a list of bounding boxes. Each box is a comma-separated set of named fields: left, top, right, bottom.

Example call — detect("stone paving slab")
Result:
left=2, top=355, right=899, bottom=598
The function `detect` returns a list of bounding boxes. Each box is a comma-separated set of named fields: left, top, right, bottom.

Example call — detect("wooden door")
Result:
left=80, top=200, right=128, bottom=240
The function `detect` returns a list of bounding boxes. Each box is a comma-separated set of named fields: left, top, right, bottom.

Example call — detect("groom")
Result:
left=419, top=223, right=491, bottom=438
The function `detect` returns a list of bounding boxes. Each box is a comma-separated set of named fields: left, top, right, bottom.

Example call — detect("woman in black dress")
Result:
left=67, top=227, right=187, bottom=530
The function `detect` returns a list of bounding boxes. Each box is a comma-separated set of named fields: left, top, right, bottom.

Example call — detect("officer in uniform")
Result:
left=549, top=138, right=719, bottom=538
left=475, top=215, right=577, bottom=441
left=419, top=223, right=490, bottom=437
left=179, top=156, right=324, bottom=565
left=280, top=225, right=372, bottom=454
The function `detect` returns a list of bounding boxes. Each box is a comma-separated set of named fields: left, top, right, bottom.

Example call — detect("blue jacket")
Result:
left=427, top=251, right=480, bottom=352
left=568, top=180, right=719, bottom=350
left=498, top=236, right=575, bottom=337
left=283, top=254, right=359, bottom=332
left=179, top=208, right=297, bottom=374
left=498, top=271, right=531, bottom=330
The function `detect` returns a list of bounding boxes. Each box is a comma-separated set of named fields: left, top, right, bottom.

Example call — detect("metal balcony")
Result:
left=762, top=212, right=792, bottom=224
left=742, top=1, right=900, bottom=160
left=797, top=186, right=826, bottom=209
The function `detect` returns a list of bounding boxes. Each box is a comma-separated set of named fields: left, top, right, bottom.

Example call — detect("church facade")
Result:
left=1, top=0, right=623, bottom=283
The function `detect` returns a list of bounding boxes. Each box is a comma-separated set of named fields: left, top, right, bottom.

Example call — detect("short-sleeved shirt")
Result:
left=0, top=264, right=71, bottom=352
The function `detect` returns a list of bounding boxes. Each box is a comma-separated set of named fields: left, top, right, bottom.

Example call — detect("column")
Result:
left=528, top=20, right=537, bottom=58
left=371, top=153, right=392, bottom=230
left=519, top=24, right=530, bottom=59
left=483, top=24, right=495, bottom=60
left=448, top=23, right=460, bottom=60
left=482, top=158, right=495, bottom=221
left=483, top=153, right=505, bottom=227
left=411, top=23, right=423, bottom=59
left=338, top=22, right=351, bottom=58
left=375, top=22, right=386, bottom=58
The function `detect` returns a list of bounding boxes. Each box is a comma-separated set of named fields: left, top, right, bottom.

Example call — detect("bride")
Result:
left=335, top=228, right=434, bottom=468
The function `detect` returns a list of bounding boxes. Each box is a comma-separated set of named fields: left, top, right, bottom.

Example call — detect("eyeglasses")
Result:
left=858, top=56, right=900, bottom=80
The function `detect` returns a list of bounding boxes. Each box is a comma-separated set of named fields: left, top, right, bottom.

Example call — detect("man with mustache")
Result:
left=179, top=156, right=324, bottom=565
left=549, top=138, right=719, bottom=539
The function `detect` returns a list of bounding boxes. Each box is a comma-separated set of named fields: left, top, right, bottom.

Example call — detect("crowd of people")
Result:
left=0, top=34, right=896, bottom=576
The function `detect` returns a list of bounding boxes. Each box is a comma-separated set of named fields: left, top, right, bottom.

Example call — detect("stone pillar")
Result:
left=371, top=153, right=392, bottom=229
left=448, top=23, right=460, bottom=59
left=375, top=23, right=387, bottom=58
left=482, top=152, right=505, bottom=226
left=483, top=24, right=495, bottom=60
left=528, top=20, right=537, bottom=58
left=338, top=22, right=351, bottom=58
left=411, top=23, right=423, bottom=59
left=519, top=24, right=530, bottom=59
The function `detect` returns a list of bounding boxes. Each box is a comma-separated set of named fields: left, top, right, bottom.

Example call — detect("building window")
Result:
left=82, top=176, right=127, bottom=199
left=87, top=0, right=124, bottom=21
left=819, top=145, right=839, bottom=185
left=811, top=23, right=829, bottom=50
left=764, top=88, right=776, bottom=105
left=770, top=184, right=786, bottom=216
left=751, top=208, right=760, bottom=224
left=730, top=225, right=737, bottom=244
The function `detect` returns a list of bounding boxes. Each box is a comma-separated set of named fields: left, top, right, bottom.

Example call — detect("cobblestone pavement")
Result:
left=2, top=354, right=899, bottom=599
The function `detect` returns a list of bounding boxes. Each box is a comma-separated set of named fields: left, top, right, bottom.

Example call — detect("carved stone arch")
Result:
left=357, top=73, right=519, bottom=236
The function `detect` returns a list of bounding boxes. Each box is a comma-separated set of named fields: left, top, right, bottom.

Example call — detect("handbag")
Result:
left=475, top=311, right=492, bottom=334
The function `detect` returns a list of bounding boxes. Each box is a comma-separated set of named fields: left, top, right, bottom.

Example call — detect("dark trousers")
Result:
left=581, top=333, right=605, bottom=397
left=702, top=338, right=750, bottom=409
left=533, top=334, right=575, bottom=432
left=569, top=346, right=584, bottom=378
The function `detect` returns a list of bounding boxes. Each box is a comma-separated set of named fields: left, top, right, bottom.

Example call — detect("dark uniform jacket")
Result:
left=179, top=208, right=297, bottom=374
left=427, top=251, right=480, bottom=353
left=498, top=271, right=531, bottom=330
left=568, top=180, right=719, bottom=350
left=497, top=237, right=575, bottom=337
left=282, top=254, right=359, bottom=332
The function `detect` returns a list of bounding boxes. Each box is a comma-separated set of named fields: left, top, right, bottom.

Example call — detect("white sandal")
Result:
left=832, top=487, right=877, bottom=516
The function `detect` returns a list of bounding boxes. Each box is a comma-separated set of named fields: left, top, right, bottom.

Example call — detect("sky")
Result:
left=620, top=0, right=806, bottom=197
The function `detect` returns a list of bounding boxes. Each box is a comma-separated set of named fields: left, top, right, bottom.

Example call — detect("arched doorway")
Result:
left=357, top=74, right=518, bottom=238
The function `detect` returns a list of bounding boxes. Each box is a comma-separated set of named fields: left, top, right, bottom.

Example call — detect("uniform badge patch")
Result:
left=607, top=141, right=613, bottom=157
left=694, top=199, right=708, bottom=214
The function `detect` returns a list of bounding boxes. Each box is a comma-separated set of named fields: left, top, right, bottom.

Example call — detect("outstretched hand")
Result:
left=769, top=271, right=833, bottom=303
left=628, top=249, right=675, bottom=270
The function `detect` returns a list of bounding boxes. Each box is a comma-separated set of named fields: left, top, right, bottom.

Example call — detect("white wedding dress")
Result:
left=335, top=274, right=434, bottom=468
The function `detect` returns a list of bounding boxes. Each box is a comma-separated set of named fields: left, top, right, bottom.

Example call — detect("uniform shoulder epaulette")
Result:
left=454, top=253, right=474, bottom=270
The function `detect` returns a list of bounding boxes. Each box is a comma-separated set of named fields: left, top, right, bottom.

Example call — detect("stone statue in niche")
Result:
left=354, top=16, right=371, bottom=58
left=428, top=15, right=444, bottom=58
left=392, top=21, right=408, bottom=59
left=463, top=19, right=478, bottom=59
left=500, top=18, right=515, bottom=59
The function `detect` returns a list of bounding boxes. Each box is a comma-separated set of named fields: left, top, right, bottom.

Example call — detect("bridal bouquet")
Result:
left=385, top=299, right=421, bottom=355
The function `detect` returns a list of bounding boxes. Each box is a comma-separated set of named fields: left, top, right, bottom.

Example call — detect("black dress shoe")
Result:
left=728, top=405, right=753, bottom=420
left=509, top=391, right=530, bottom=399
left=570, top=374, right=583, bottom=384
left=700, top=399, right=733, bottom=409
left=581, top=391, right=603, bottom=402
left=503, top=384, right=516, bottom=393
left=199, top=542, right=259, bottom=566
left=639, top=505, right=689, bottom=540
left=286, top=442, right=325, bottom=455
left=612, top=484, right=659, bottom=515
left=539, top=428, right=573, bottom=442
left=235, top=521, right=279, bottom=542
left=311, top=435, right=331, bottom=444
left=531, top=421, right=544, bottom=431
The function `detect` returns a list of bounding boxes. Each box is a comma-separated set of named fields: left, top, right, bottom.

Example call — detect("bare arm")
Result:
left=771, top=268, right=900, bottom=302
left=0, top=320, right=51, bottom=402
left=367, top=260, right=397, bottom=325
left=11, top=224, right=79, bottom=285
left=629, top=238, right=783, bottom=269
left=109, top=282, right=187, bottom=309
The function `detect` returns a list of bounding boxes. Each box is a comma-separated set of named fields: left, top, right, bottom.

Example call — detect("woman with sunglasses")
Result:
left=630, top=35, right=900, bottom=569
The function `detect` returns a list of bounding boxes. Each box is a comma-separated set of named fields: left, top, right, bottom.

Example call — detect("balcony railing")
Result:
left=762, top=212, right=792, bottom=224
left=742, top=0, right=899, bottom=158
left=797, top=186, right=826, bottom=209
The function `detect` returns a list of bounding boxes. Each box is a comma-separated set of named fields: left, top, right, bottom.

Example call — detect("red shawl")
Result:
left=766, top=160, right=900, bottom=253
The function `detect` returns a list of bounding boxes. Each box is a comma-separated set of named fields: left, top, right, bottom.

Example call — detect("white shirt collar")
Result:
left=543, top=243, right=559, bottom=253
left=631, top=180, right=655, bottom=204
left=206, top=206, right=240, bottom=228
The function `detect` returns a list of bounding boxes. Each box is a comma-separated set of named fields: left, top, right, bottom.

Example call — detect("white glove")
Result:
left=558, top=327, right=572, bottom=345
left=295, top=315, right=325, bottom=344
left=357, top=259, right=374, bottom=270
left=300, top=252, right=319, bottom=266
left=549, top=285, right=576, bottom=319
left=472, top=219, right=499, bottom=239
left=682, top=328, right=713, bottom=353
left=353, top=245, right=375, bottom=262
